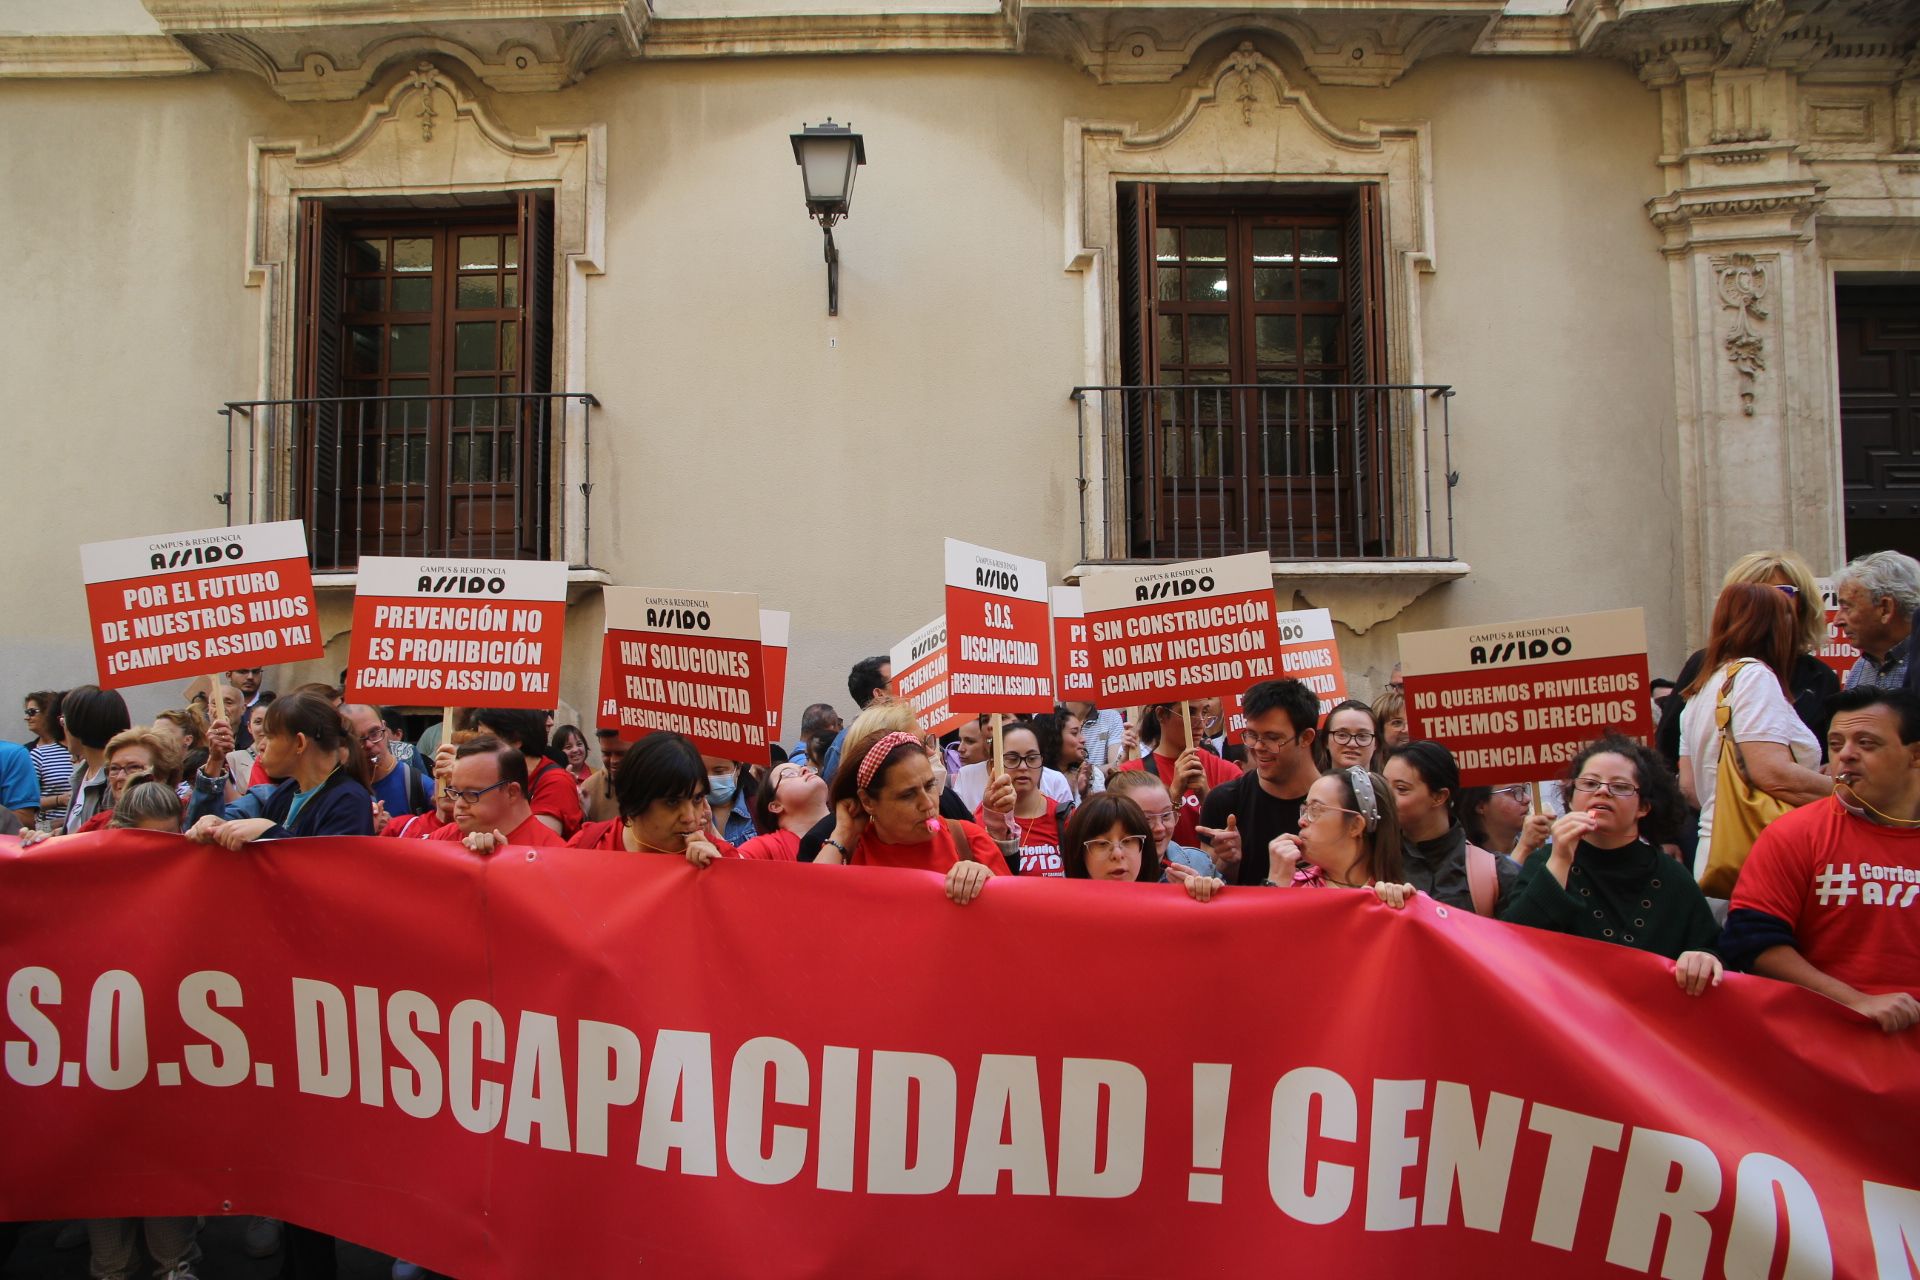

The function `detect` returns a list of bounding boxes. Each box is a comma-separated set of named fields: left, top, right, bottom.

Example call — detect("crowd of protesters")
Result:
left=8, top=546, right=1920, bottom=1279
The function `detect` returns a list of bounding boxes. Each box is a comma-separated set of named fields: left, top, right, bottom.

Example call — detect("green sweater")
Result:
left=1500, top=838, right=1719, bottom=959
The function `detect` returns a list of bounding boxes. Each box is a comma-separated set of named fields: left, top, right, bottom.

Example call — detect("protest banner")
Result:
left=4, top=830, right=1917, bottom=1279
left=1399, top=608, right=1651, bottom=788
left=1224, top=607, right=1346, bottom=732
left=1050, top=587, right=1096, bottom=701
left=598, top=587, right=770, bottom=765
left=1080, top=552, right=1282, bottom=706
left=81, top=520, right=323, bottom=691
left=944, top=539, right=1053, bottom=716
left=345, top=558, right=567, bottom=709
left=889, top=616, right=965, bottom=737
left=1815, top=578, right=1861, bottom=679
left=761, top=609, right=791, bottom=743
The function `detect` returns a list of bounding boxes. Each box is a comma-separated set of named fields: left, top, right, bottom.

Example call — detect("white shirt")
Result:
left=1679, top=660, right=1820, bottom=876
left=1078, top=709, right=1128, bottom=770
left=951, top=760, right=1073, bottom=813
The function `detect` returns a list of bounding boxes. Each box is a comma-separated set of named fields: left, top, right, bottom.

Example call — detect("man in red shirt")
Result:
left=431, top=707, right=583, bottom=837
left=1723, top=686, right=1920, bottom=1033
left=427, top=736, right=566, bottom=852
left=1111, top=703, right=1239, bottom=849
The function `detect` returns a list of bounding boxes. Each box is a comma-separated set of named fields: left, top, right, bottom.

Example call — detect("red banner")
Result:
left=1081, top=553, right=1282, bottom=704
left=1816, top=578, right=1860, bottom=679
left=598, top=587, right=771, bottom=765
left=890, top=615, right=965, bottom=736
left=4, top=832, right=1918, bottom=1279
left=1226, top=607, right=1347, bottom=732
left=1400, top=609, right=1652, bottom=787
left=81, top=521, right=323, bottom=689
left=761, top=610, right=790, bottom=744
left=944, top=539, right=1054, bottom=714
left=345, top=558, right=568, bottom=708
left=1050, top=587, right=1098, bottom=701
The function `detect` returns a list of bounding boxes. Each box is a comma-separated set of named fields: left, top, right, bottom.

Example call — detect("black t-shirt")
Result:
left=1198, top=773, right=1305, bottom=886
left=798, top=787, right=975, bottom=862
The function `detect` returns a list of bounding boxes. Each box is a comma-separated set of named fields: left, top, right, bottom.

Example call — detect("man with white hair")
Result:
left=1834, top=550, right=1920, bottom=691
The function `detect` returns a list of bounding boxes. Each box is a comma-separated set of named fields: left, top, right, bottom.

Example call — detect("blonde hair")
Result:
left=154, top=706, right=208, bottom=751
left=103, top=727, right=183, bottom=787
left=108, top=780, right=184, bottom=830
left=1371, top=686, right=1404, bottom=726
left=1723, top=551, right=1824, bottom=656
left=842, top=699, right=921, bottom=746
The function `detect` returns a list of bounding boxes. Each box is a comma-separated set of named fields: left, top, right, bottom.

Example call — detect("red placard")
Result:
left=1050, top=587, right=1098, bottom=701
left=345, top=558, right=567, bottom=708
left=1816, top=578, right=1860, bottom=678
left=1081, top=553, right=1282, bottom=704
left=80, top=521, right=323, bottom=689
left=5, top=831, right=1918, bottom=1280
left=890, top=615, right=966, bottom=736
left=762, top=609, right=790, bottom=743
left=944, top=539, right=1054, bottom=714
left=1399, top=609, right=1652, bottom=787
left=1225, top=607, right=1347, bottom=731
left=598, top=587, right=771, bottom=765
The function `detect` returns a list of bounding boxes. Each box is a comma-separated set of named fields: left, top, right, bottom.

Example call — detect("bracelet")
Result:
left=823, top=837, right=849, bottom=859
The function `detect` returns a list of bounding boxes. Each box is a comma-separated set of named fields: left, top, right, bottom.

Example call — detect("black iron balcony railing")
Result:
left=219, top=391, right=599, bottom=572
left=1070, top=382, right=1457, bottom=564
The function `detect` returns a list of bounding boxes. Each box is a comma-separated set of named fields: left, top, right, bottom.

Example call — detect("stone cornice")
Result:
left=0, top=33, right=205, bottom=78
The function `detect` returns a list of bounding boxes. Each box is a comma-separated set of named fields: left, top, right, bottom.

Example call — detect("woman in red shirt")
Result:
left=975, top=722, right=1066, bottom=876
left=817, top=730, right=1011, bottom=902
left=566, top=732, right=729, bottom=865
left=737, top=759, right=830, bottom=861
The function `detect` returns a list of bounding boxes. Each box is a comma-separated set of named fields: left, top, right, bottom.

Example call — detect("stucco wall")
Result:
left=0, top=47, right=1677, bottom=733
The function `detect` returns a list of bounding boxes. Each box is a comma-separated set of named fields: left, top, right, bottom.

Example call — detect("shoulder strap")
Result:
left=404, top=762, right=424, bottom=813
left=1465, top=843, right=1498, bottom=917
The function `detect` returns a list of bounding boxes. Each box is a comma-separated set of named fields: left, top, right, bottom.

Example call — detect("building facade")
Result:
left=2, top=0, right=1915, bottom=726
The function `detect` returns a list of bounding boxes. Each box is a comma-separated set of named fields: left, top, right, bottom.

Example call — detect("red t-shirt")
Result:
left=424, top=813, right=568, bottom=848
left=736, top=829, right=801, bottom=862
left=565, top=818, right=737, bottom=858
left=380, top=812, right=441, bottom=839
left=526, top=759, right=583, bottom=838
left=1113, top=750, right=1240, bottom=848
left=1733, top=796, right=1920, bottom=995
left=852, top=818, right=1011, bottom=877
left=972, top=798, right=1063, bottom=877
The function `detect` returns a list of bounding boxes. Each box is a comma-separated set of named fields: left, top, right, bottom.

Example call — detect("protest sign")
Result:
left=890, top=616, right=965, bottom=736
left=1399, top=608, right=1651, bottom=787
left=81, top=520, right=323, bottom=690
left=1815, top=578, right=1860, bottom=679
left=4, top=830, right=1916, bottom=1280
left=598, top=587, right=770, bottom=765
left=1080, top=552, right=1281, bottom=704
left=345, top=558, right=567, bottom=708
left=761, top=609, right=791, bottom=743
left=1050, top=587, right=1097, bottom=700
left=1224, top=607, right=1346, bottom=732
left=944, top=539, right=1053, bottom=715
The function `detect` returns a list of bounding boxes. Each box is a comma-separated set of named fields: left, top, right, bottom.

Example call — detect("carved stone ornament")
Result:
left=1716, top=253, right=1771, bottom=416
left=406, top=62, right=443, bottom=141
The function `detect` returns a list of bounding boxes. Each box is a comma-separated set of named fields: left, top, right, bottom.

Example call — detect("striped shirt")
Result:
left=30, top=741, right=73, bottom=799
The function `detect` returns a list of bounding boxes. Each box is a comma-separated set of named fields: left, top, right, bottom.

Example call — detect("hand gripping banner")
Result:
left=3, top=833, right=1918, bottom=1279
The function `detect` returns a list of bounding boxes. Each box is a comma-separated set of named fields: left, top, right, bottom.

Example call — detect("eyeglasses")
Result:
left=443, top=780, right=510, bottom=804
left=1492, top=785, right=1532, bottom=802
left=105, top=763, right=152, bottom=778
left=769, top=764, right=817, bottom=788
left=1083, top=836, right=1148, bottom=857
left=1301, top=800, right=1361, bottom=823
left=1137, top=807, right=1176, bottom=827
left=1241, top=730, right=1299, bottom=750
left=1328, top=729, right=1375, bottom=747
left=1572, top=776, right=1639, bottom=798
left=359, top=727, right=388, bottom=746
left=1001, top=752, right=1044, bottom=769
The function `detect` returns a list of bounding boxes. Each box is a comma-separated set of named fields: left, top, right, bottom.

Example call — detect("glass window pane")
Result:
left=388, top=380, right=431, bottom=429
left=1252, top=228, right=1294, bottom=263
left=1299, top=229, right=1341, bottom=264
left=389, top=325, right=430, bottom=374
left=391, top=278, right=432, bottom=312
left=458, top=235, right=498, bottom=270
left=1156, top=267, right=1181, bottom=302
left=1154, top=228, right=1179, bottom=262
left=455, top=322, right=495, bottom=372
left=1187, top=315, right=1229, bottom=366
left=457, top=274, right=497, bottom=309
left=1301, top=316, right=1341, bottom=364
left=502, top=273, right=519, bottom=308
left=1185, top=268, right=1228, bottom=302
left=504, top=234, right=519, bottom=265
left=501, top=321, right=518, bottom=372
left=1185, top=227, right=1226, bottom=262
left=451, top=433, right=477, bottom=483
left=1256, top=316, right=1297, bottom=365
left=393, top=237, right=433, bottom=272
left=347, top=237, right=386, bottom=273
left=347, top=326, right=382, bottom=375
left=349, top=278, right=383, bottom=312
left=453, top=376, right=497, bottom=426
left=1155, top=314, right=1182, bottom=365
left=1253, top=268, right=1295, bottom=302
left=1300, top=268, right=1341, bottom=302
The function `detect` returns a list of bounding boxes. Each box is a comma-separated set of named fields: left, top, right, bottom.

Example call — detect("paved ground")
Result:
left=0, top=1220, right=441, bottom=1279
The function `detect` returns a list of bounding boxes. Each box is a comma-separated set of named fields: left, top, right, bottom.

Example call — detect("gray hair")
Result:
left=107, top=780, right=183, bottom=831
left=1836, top=551, right=1920, bottom=613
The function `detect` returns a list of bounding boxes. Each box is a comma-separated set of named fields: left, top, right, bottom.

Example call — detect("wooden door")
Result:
left=1839, top=284, right=1920, bottom=560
